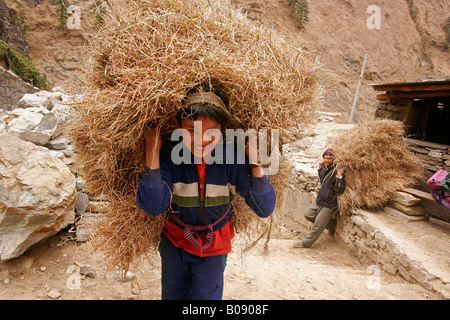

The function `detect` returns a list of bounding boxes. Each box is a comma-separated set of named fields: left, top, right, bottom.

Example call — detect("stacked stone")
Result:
left=74, top=186, right=109, bottom=242
left=407, top=138, right=450, bottom=173
left=374, top=100, right=409, bottom=121
left=385, top=191, right=428, bottom=221
left=1, top=88, right=75, bottom=161
left=336, top=211, right=445, bottom=297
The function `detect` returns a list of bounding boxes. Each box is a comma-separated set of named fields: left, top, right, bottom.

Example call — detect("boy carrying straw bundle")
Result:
left=137, top=89, right=276, bottom=299
left=68, top=0, right=321, bottom=297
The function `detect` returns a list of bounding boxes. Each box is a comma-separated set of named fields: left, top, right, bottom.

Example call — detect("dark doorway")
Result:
left=405, top=98, right=450, bottom=145
left=425, top=98, right=450, bottom=145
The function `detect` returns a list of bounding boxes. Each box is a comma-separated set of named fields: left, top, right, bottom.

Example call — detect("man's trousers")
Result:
left=301, top=202, right=336, bottom=248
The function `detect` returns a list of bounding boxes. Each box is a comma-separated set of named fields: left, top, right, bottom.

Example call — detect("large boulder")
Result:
left=0, top=133, right=76, bottom=261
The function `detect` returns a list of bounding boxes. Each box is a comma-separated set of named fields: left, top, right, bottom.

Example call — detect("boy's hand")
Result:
left=145, top=125, right=161, bottom=170
left=245, top=134, right=260, bottom=165
left=145, top=126, right=161, bottom=151
left=245, top=131, right=264, bottom=177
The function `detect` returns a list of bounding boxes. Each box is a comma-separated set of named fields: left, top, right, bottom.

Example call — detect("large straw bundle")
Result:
left=68, top=0, right=321, bottom=269
left=334, top=120, right=424, bottom=214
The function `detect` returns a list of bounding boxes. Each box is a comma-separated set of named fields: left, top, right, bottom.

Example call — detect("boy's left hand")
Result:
left=244, top=131, right=260, bottom=165
left=244, top=131, right=264, bottom=177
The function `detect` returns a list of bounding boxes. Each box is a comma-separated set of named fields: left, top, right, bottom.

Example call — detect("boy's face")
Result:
left=181, top=116, right=222, bottom=160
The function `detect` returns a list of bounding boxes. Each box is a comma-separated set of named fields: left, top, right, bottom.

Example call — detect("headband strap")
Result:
left=183, top=92, right=230, bottom=115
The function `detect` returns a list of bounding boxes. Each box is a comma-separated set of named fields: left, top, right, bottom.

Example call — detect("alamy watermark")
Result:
left=66, top=264, right=82, bottom=290
left=366, top=264, right=382, bottom=290
left=65, top=4, right=381, bottom=31
left=367, top=5, right=381, bottom=30
left=66, top=5, right=81, bottom=30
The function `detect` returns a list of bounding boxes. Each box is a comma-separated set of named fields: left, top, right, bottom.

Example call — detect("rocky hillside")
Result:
left=2, top=0, right=450, bottom=122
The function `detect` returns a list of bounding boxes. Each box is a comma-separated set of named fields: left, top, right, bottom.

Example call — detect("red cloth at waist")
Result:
left=164, top=219, right=234, bottom=257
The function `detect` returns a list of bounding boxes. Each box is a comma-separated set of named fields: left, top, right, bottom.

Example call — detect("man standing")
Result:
left=293, top=148, right=346, bottom=248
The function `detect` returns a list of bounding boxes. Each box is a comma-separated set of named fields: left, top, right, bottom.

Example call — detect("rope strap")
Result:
left=170, top=203, right=232, bottom=250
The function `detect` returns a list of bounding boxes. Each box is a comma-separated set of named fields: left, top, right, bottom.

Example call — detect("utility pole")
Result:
left=349, top=54, right=368, bottom=124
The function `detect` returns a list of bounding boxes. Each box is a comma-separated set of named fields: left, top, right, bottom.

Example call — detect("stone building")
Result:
left=371, top=80, right=450, bottom=174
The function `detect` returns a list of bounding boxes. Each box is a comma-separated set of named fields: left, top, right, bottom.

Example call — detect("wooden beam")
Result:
left=371, top=81, right=450, bottom=92
left=373, top=84, right=450, bottom=92
left=376, top=90, right=450, bottom=100
left=376, top=94, right=390, bottom=101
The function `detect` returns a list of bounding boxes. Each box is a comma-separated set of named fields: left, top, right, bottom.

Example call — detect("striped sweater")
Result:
left=136, top=142, right=276, bottom=256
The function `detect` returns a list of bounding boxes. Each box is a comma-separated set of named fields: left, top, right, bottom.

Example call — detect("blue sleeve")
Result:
left=236, top=165, right=276, bottom=218
left=136, top=147, right=173, bottom=216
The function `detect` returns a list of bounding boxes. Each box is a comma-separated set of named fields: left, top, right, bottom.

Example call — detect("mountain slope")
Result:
left=231, top=0, right=450, bottom=122
left=6, top=0, right=450, bottom=122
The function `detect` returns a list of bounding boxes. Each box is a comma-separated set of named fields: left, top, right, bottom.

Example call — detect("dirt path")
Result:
left=224, top=237, right=437, bottom=300
left=0, top=223, right=439, bottom=300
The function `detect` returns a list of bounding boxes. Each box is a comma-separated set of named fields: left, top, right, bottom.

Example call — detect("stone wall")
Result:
left=374, top=99, right=409, bottom=121
left=407, top=138, right=450, bottom=173
left=337, top=212, right=414, bottom=278
left=0, top=66, right=37, bottom=110
left=336, top=209, right=448, bottom=298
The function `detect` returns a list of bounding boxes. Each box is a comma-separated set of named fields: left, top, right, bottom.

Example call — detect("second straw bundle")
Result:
left=334, top=120, right=424, bottom=214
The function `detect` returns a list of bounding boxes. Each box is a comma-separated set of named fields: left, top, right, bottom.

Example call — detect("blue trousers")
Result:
left=159, top=235, right=228, bottom=300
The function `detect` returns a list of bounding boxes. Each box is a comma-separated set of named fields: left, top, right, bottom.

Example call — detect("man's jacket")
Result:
left=316, top=163, right=346, bottom=209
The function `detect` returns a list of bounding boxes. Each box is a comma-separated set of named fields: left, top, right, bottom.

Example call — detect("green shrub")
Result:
left=407, top=0, right=419, bottom=20
left=53, top=0, right=70, bottom=30
left=288, top=0, right=309, bottom=29
left=0, top=40, right=49, bottom=90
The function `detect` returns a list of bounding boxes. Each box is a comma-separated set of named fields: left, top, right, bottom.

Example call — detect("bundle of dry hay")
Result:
left=333, top=119, right=424, bottom=214
left=68, top=0, right=321, bottom=270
